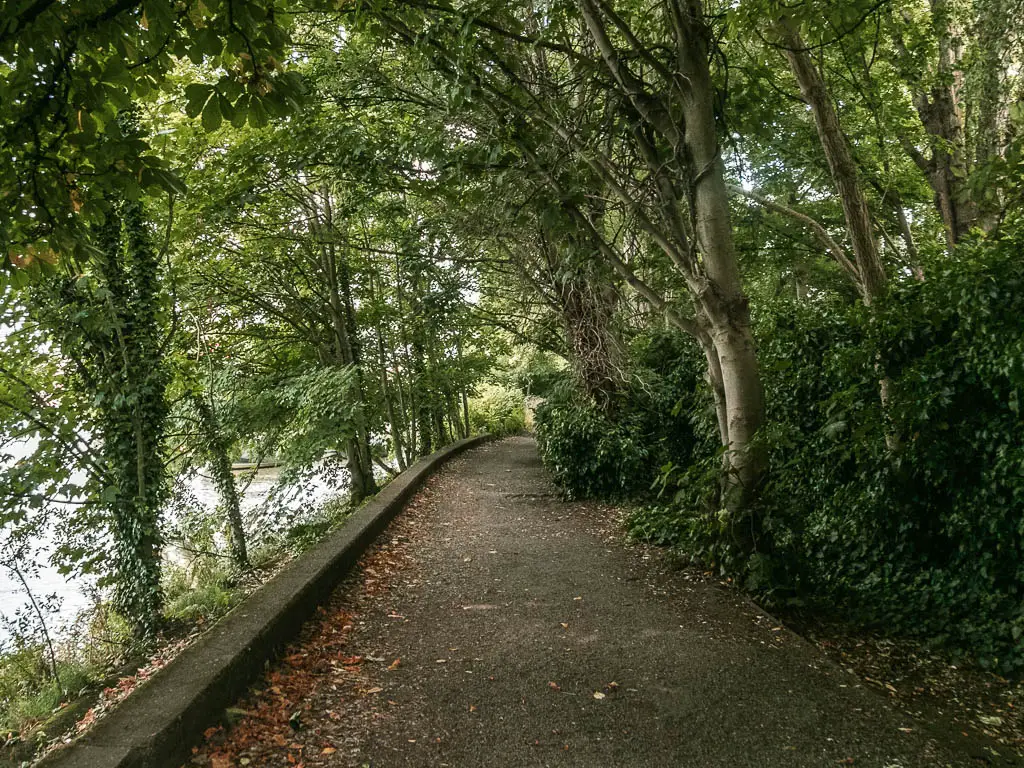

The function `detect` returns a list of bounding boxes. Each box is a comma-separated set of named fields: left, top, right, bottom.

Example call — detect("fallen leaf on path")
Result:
left=593, top=692, right=606, bottom=700
left=388, top=658, right=401, bottom=671
left=322, top=747, right=337, bottom=755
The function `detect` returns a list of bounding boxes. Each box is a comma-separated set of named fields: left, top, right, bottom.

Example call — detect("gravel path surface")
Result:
left=189, top=437, right=1006, bottom=768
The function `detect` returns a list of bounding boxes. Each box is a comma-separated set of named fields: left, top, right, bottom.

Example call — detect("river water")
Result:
left=0, top=466, right=339, bottom=647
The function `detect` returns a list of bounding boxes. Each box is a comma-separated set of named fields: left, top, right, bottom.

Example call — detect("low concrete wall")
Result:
left=39, top=436, right=491, bottom=768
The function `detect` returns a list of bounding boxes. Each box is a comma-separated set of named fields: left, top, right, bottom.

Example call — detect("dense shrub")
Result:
left=630, top=230, right=1024, bottom=670
left=536, top=230, right=1024, bottom=669
left=468, top=384, right=527, bottom=437
left=628, top=329, right=720, bottom=466
left=761, top=235, right=1024, bottom=671
left=535, top=330, right=715, bottom=500
left=534, top=396, right=650, bottom=499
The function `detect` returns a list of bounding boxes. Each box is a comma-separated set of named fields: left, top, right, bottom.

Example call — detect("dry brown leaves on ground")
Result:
left=781, top=617, right=1024, bottom=760
left=185, top=491, right=432, bottom=768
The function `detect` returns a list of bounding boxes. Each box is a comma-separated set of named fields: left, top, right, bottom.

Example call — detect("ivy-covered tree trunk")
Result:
left=92, top=198, right=170, bottom=639
left=969, top=0, right=1011, bottom=231
left=190, top=394, right=248, bottom=569
left=337, top=231, right=377, bottom=500
left=546, top=230, right=622, bottom=412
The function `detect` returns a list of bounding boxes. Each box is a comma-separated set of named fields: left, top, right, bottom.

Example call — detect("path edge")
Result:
left=37, top=435, right=493, bottom=768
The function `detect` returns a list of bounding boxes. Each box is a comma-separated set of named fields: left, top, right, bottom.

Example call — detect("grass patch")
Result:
left=0, top=646, right=98, bottom=737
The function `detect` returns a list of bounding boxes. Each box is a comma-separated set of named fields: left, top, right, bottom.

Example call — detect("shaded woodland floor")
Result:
left=186, top=438, right=1018, bottom=767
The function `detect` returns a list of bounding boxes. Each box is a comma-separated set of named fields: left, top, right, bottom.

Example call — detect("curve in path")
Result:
left=189, top=437, right=994, bottom=768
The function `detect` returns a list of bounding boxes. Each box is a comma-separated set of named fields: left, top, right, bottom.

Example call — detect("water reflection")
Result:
left=0, top=465, right=339, bottom=646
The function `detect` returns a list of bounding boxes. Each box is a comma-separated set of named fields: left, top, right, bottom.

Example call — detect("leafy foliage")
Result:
left=468, top=384, right=526, bottom=438
left=535, top=396, right=650, bottom=500
left=630, top=227, right=1024, bottom=670
left=535, top=332, right=712, bottom=500
left=0, top=0, right=301, bottom=267
left=779, top=232, right=1024, bottom=671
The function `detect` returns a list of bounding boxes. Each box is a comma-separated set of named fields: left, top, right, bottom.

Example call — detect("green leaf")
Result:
left=202, top=97, right=223, bottom=131
left=185, top=83, right=214, bottom=118
left=248, top=97, right=269, bottom=128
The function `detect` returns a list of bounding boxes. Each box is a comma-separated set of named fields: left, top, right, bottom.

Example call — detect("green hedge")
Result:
left=628, top=228, right=1024, bottom=670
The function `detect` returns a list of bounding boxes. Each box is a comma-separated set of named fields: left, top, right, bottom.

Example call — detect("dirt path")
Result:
left=188, top=437, right=1007, bottom=768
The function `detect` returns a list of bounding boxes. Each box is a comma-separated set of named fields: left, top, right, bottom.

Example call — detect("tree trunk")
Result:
left=675, top=1, right=766, bottom=516
left=892, top=0, right=976, bottom=246
left=777, top=18, right=887, bottom=304
left=191, top=394, right=248, bottom=569
left=414, top=343, right=432, bottom=455
left=317, top=193, right=378, bottom=503
left=432, top=389, right=448, bottom=448
left=379, top=334, right=408, bottom=470
left=572, top=0, right=767, bottom=520
left=392, top=255, right=417, bottom=465
left=457, top=337, right=471, bottom=439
